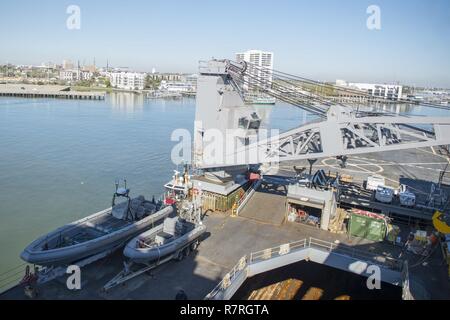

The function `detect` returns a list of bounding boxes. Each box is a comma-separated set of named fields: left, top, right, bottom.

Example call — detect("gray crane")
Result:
left=193, top=59, right=450, bottom=170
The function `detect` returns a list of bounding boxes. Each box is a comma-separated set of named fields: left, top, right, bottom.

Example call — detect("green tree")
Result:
left=145, top=75, right=161, bottom=90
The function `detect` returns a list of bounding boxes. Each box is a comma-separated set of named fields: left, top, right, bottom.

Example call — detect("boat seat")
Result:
left=155, top=232, right=173, bottom=245
left=163, top=217, right=182, bottom=236
left=159, top=231, right=173, bottom=239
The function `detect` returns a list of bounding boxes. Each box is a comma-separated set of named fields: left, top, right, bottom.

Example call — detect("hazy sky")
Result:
left=1, top=0, right=449, bottom=87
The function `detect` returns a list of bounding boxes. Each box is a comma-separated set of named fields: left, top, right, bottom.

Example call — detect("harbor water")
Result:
left=0, top=93, right=310, bottom=280
left=0, top=93, right=446, bottom=283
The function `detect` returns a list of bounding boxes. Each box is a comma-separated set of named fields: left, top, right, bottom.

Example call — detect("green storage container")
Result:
left=201, top=181, right=251, bottom=212
left=349, top=213, right=387, bottom=242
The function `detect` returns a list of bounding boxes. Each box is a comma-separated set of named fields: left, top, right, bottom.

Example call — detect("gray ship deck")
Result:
left=277, top=147, right=450, bottom=188
left=1, top=213, right=449, bottom=300
left=1, top=148, right=450, bottom=300
left=277, top=147, right=450, bottom=221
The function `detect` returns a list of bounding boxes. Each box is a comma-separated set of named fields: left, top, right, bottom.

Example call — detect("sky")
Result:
left=0, top=0, right=449, bottom=87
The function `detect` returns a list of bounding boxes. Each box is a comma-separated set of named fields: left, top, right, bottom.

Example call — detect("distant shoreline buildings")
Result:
left=59, top=59, right=96, bottom=83
left=336, top=80, right=403, bottom=101
left=1, top=59, right=448, bottom=103
left=57, top=59, right=198, bottom=92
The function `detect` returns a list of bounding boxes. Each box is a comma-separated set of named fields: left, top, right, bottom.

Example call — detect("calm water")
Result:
left=0, top=93, right=446, bottom=279
left=0, top=93, right=311, bottom=278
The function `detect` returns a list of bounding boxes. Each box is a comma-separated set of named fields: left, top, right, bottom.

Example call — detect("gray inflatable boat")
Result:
left=20, top=193, right=173, bottom=267
left=123, top=217, right=206, bottom=264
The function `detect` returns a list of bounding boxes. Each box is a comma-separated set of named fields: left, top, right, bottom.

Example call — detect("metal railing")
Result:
left=235, top=180, right=262, bottom=216
left=0, top=263, right=30, bottom=294
left=205, top=237, right=404, bottom=299
left=250, top=239, right=308, bottom=263
left=205, top=256, right=248, bottom=300
left=308, top=238, right=403, bottom=271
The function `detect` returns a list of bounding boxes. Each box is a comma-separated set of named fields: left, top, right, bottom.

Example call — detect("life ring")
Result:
left=432, top=211, right=450, bottom=234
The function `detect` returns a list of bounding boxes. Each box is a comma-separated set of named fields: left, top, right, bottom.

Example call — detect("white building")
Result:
left=62, top=60, right=74, bottom=70
left=160, top=81, right=194, bottom=93
left=180, top=73, right=198, bottom=90
left=108, top=71, right=145, bottom=90
left=236, top=50, right=274, bottom=91
left=337, top=80, right=403, bottom=101
left=59, top=69, right=93, bottom=82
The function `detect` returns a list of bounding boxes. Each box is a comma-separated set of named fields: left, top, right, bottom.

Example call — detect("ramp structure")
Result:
left=205, top=237, right=408, bottom=300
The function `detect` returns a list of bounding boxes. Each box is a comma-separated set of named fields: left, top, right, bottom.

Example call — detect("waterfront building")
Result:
left=107, top=71, right=145, bottom=90
left=336, top=80, right=403, bottom=101
left=180, top=74, right=198, bottom=91
left=36, top=62, right=57, bottom=69
left=83, top=65, right=97, bottom=73
left=235, top=50, right=274, bottom=91
left=62, top=60, right=74, bottom=70
left=159, top=80, right=194, bottom=93
left=183, top=73, right=198, bottom=84
left=349, top=83, right=403, bottom=101
left=149, top=73, right=183, bottom=82
left=59, top=69, right=93, bottom=82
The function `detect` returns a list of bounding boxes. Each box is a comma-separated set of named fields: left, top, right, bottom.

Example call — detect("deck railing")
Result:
left=249, top=239, right=308, bottom=263
left=0, top=263, right=30, bottom=294
left=308, top=238, right=403, bottom=271
left=205, top=256, right=247, bottom=300
left=235, top=179, right=262, bottom=216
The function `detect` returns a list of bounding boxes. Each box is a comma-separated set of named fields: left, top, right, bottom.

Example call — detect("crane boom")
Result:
left=193, top=59, right=450, bottom=169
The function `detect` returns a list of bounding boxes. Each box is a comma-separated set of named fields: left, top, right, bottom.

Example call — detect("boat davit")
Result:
left=123, top=216, right=206, bottom=264
left=20, top=182, right=173, bottom=266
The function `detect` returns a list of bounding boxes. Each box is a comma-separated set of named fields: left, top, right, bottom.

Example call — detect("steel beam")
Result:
left=199, top=109, right=450, bottom=169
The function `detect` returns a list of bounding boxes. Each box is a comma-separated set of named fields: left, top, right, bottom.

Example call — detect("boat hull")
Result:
left=123, top=223, right=206, bottom=264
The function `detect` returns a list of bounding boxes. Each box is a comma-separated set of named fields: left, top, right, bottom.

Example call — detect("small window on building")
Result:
left=238, top=117, right=249, bottom=129
left=248, top=119, right=261, bottom=130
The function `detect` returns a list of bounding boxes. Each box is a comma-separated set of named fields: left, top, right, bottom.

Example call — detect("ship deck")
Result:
left=1, top=148, right=450, bottom=300
left=1, top=212, right=448, bottom=300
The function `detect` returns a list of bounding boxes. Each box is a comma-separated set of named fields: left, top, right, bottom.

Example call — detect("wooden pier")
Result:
left=0, top=84, right=105, bottom=100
